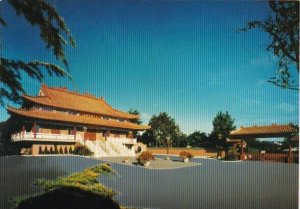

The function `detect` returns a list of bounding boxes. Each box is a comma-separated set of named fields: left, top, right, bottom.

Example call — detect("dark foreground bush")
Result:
left=15, top=164, right=119, bottom=209
left=72, top=143, right=93, bottom=156
left=16, top=187, right=120, bottom=209
left=224, top=147, right=239, bottom=161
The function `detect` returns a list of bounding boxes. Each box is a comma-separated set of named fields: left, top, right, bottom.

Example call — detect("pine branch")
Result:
left=0, top=58, right=72, bottom=105
left=8, top=0, right=76, bottom=68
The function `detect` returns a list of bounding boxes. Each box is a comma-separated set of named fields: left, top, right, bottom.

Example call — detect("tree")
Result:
left=145, top=112, right=181, bottom=147
left=211, top=111, right=236, bottom=148
left=128, top=109, right=142, bottom=138
left=240, top=1, right=299, bottom=90
left=0, top=0, right=75, bottom=106
left=186, top=131, right=208, bottom=148
left=128, top=109, right=142, bottom=125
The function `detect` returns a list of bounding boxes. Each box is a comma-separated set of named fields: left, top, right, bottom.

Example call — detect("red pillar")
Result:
left=240, top=139, right=244, bottom=160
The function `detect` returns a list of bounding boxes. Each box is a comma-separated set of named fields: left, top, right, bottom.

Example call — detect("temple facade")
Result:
left=7, top=84, right=150, bottom=157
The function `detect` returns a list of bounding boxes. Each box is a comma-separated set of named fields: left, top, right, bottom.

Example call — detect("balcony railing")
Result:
left=11, top=131, right=82, bottom=142
left=107, top=137, right=137, bottom=144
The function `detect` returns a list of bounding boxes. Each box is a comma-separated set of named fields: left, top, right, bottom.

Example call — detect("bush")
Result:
left=44, top=147, right=50, bottom=155
left=73, top=143, right=93, bottom=156
left=224, top=147, right=239, bottom=161
left=38, top=146, right=43, bottom=155
left=59, top=147, right=63, bottom=154
left=64, top=146, right=68, bottom=154
left=50, top=146, right=54, bottom=154
left=54, top=145, right=59, bottom=154
left=179, top=151, right=193, bottom=159
left=69, top=146, right=73, bottom=154
left=137, top=151, right=155, bottom=164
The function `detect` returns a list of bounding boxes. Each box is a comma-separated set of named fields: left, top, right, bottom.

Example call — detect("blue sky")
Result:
left=1, top=0, right=298, bottom=134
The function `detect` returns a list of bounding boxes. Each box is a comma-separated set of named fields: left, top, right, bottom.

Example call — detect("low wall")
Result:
left=148, top=147, right=217, bottom=158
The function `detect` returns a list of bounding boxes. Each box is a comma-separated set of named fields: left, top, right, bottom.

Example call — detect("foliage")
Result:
left=173, top=133, right=188, bottom=147
left=68, top=146, right=73, bottom=154
left=0, top=0, right=75, bottom=106
left=145, top=112, right=181, bottom=147
left=128, top=109, right=142, bottom=125
left=211, top=111, right=236, bottom=148
left=240, top=1, right=299, bottom=90
left=59, top=147, right=63, bottom=154
left=64, top=146, right=68, bottom=154
left=224, top=147, right=239, bottom=161
left=137, top=151, right=155, bottom=164
left=49, top=147, right=54, bottom=154
left=15, top=164, right=120, bottom=209
left=44, top=146, right=50, bottom=154
left=179, top=151, right=193, bottom=159
left=14, top=187, right=121, bottom=209
left=54, top=145, right=58, bottom=154
left=38, top=146, right=42, bottom=155
left=128, top=109, right=142, bottom=138
left=186, top=131, right=209, bottom=147
left=36, top=163, right=115, bottom=197
left=72, top=143, right=93, bottom=156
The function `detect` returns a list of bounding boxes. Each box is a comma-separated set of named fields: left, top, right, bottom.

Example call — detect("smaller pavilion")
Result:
left=229, top=124, right=299, bottom=163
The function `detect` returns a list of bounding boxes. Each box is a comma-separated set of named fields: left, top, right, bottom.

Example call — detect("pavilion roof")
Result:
left=7, top=107, right=150, bottom=131
left=22, top=84, right=139, bottom=119
left=229, top=124, right=298, bottom=139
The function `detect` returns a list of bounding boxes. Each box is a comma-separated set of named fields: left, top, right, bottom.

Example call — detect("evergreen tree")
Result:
left=50, top=146, right=54, bottom=154
left=0, top=0, right=75, bottom=106
left=69, top=146, right=73, bottom=154
left=59, top=147, right=63, bottom=154
left=211, top=111, right=236, bottom=148
left=64, top=146, right=68, bottom=154
left=145, top=112, right=181, bottom=147
left=38, top=146, right=42, bottom=155
left=44, top=146, right=49, bottom=154
left=54, top=145, right=59, bottom=154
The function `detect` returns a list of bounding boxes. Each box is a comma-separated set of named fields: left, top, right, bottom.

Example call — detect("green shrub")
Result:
left=38, top=146, right=43, bottom=155
left=69, top=146, right=73, bottom=154
left=73, top=143, right=93, bottom=156
left=59, top=147, right=63, bottom=154
left=54, top=145, right=59, bottom=154
left=50, top=147, right=54, bottom=154
left=36, top=163, right=115, bottom=197
left=64, top=147, right=68, bottom=154
left=44, top=147, right=50, bottom=154
left=224, top=147, right=239, bottom=161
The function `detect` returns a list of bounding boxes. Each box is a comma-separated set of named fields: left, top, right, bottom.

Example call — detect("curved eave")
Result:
left=229, top=125, right=298, bottom=139
left=7, top=107, right=150, bottom=131
left=22, top=94, right=139, bottom=120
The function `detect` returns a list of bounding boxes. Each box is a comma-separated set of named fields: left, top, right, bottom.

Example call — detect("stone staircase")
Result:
left=78, top=138, right=135, bottom=157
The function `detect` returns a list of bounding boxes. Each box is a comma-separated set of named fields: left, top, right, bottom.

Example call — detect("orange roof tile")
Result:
left=22, top=85, right=139, bottom=119
left=230, top=124, right=298, bottom=138
left=7, top=107, right=150, bottom=131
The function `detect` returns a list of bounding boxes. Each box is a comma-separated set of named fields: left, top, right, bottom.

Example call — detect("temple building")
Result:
left=7, top=84, right=150, bottom=156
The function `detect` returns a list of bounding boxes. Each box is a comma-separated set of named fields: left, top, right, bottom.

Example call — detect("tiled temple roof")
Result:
left=7, top=107, right=150, bottom=131
left=22, top=84, right=138, bottom=119
left=230, top=124, right=298, bottom=139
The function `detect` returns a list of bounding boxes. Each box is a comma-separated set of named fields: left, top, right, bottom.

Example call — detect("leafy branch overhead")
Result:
left=0, top=0, right=75, bottom=106
left=239, top=1, right=299, bottom=90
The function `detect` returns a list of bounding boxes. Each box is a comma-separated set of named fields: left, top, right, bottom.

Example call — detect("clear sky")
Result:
left=1, top=0, right=298, bottom=134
